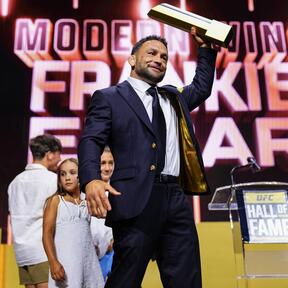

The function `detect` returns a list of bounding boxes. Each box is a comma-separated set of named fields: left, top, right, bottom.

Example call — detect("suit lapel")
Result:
left=160, top=86, right=194, bottom=132
left=117, top=81, right=154, bottom=135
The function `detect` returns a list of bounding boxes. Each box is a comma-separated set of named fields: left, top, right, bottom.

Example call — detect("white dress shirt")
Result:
left=8, top=163, right=57, bottom=266
left=90, top=217, right=113, bottom=259
left=127, top=77, right=180, bottom=176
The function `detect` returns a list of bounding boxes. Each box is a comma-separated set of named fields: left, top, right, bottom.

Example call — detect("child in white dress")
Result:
left=43, top=158, right=104, bottom=288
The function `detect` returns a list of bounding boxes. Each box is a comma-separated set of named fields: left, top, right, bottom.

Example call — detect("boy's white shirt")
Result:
left=8, top=163, right=57, bottom=266
left=90, top=216, right=113, bottom=259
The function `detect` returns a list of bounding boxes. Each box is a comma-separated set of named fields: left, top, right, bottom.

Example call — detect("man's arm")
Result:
left=181, top=27, right=217, bottom=111
left=78, top=90, right=121, bottom=218
left=78, top=90, right=112, bottom=189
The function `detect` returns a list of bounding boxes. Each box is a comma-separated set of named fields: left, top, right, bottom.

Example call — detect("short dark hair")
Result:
left=29, top=134, right=62, bottom=160
left=131, top=35, right=168, bottom=55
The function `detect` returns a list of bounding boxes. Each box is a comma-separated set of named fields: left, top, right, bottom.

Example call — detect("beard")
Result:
left=134, top=65, right=165, bottom=85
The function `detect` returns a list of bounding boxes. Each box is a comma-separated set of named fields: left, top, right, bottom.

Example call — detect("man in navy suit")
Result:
left=78, top=27, right=217, bottom=288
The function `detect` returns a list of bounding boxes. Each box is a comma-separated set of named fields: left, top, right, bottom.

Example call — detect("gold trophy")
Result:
left=148, top=3, right=233, bottom=48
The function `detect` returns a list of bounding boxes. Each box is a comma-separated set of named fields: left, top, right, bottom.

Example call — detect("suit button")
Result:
left=150, top=165, right=156, bottom=171
left=151, top=142, right=157, bottom=149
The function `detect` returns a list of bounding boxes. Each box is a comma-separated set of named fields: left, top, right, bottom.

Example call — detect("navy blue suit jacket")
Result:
left=78, top=48, right=217, bottom=222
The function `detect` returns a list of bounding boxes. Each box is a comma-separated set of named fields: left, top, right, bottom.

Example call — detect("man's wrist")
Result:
left=200, top=42, right=211, bottom=48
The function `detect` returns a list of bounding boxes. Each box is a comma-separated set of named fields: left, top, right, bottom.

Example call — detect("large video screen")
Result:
left=1, top=0, right=287, bottom=240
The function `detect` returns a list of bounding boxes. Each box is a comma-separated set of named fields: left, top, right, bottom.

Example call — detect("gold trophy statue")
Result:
left=148, top=3, right=233, bottom=48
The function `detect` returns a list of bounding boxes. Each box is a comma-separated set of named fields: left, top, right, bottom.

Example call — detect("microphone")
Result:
left=230, top=156, right=261, bottom=187
left=247, top=156, right=261, bottom=172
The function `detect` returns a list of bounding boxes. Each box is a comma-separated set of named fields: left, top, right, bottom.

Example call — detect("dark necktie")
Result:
left=147, top=87, right=166, bottom=174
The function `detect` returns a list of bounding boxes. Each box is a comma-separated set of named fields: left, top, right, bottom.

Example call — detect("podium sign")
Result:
left=239, top=190, right=288, bottom=243
left=209, top=182, right=288, bottom=284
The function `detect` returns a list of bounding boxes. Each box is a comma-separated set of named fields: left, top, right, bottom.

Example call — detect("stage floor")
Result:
left=1, top=222, right=288, bottom=288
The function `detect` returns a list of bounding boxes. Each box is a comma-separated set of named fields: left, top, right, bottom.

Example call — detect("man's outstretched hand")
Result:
left=85, top=179, right=121, bottom=218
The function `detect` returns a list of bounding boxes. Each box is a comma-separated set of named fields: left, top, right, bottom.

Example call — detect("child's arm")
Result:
left=42, top=196, right=65, bottom=281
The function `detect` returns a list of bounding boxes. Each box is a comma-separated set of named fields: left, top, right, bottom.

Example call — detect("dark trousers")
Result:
left=105, top=183, right=202, bottom=288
